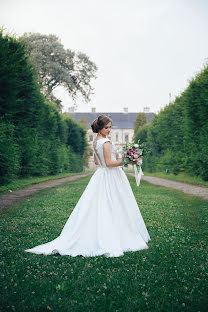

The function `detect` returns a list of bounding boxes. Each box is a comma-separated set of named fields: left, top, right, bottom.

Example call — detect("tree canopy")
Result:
left=20, top=32, right=98, bottom=110
left=134, top=112, right=147, bottom=132
left=133, top=112, right=147, bottom=140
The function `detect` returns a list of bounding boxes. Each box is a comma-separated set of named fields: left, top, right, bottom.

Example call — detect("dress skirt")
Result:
left=25, top=167, right=151, bottom=258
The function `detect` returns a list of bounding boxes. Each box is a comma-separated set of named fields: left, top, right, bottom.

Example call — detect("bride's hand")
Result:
left=136, top=158, right=142, bottom=164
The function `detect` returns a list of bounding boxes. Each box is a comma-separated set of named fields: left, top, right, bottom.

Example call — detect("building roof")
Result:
left=68, top=112, right=155, bottom=129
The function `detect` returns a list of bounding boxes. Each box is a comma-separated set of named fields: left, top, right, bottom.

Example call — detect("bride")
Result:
left=25, top=114, right=151, bottom=257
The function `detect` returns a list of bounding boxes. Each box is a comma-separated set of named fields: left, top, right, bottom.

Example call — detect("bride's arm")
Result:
left=103, top=142, right=122, bottom=167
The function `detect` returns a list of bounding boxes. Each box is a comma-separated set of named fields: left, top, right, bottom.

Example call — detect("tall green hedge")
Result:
left=135, top=63, right=208, bottom=180
left=0, top=31, right=88, bottom=185
left=0, top=122, right=20, bottom=184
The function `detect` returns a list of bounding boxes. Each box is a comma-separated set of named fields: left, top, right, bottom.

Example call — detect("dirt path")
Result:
left=127, top=173, right=208, bottom=200
left=1, top=172, right=208, bottom=210
left=0, top=173, right=93, bottom=209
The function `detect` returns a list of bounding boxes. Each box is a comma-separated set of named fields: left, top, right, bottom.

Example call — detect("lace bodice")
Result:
left=92, top=138, right=117, bottom=168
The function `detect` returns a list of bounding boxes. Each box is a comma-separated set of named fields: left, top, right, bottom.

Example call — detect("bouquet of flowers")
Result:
left=122, top=139, right=144, bottom=186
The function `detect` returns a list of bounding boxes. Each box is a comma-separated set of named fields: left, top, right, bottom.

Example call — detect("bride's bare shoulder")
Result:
left=103, top=140, right=112, bottom=150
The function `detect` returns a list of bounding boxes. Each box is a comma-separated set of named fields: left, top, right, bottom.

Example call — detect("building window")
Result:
left=116, top=133, right=119, bottom=142
left=125, top=134, right=129, bottom=142
left=89, top=135, right=93, bottom=141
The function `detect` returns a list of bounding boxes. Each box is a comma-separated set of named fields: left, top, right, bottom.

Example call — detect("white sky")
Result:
left=1, top=0, right=208, bottom=113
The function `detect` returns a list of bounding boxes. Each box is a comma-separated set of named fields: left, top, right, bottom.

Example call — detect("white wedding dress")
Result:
left=25, top=138, right=151, bottom=258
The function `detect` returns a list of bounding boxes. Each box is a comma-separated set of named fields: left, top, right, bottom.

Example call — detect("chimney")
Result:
left=91, top=107, right=96, bottom=113
left=68, top=106, right=75, bottom=113
left=143, top=106, right=150, bottom=113
left=123, top=107, right=128, bottom=113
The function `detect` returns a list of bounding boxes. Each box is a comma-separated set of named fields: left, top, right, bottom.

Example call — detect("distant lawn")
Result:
left=0, top=175, right=207, bottom=312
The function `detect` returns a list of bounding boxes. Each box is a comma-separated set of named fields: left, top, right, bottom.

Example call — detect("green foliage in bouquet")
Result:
left=122, top=139, right=144, bottom=167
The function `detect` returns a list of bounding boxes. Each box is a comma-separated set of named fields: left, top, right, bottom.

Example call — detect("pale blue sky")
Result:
left=1, top=0, right=208, bottom=113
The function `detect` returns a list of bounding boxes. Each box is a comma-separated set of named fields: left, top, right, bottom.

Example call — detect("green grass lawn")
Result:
left=0, top=175, right=207, bottom=312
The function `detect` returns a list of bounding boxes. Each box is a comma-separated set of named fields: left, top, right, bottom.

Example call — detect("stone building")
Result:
left=68, top=107, right=155, bottom=169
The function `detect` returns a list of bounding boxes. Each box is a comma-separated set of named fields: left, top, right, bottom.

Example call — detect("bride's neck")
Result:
left=96, top=134, right=106, bottom=139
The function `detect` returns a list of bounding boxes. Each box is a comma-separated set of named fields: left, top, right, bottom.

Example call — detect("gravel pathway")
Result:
left=1, top=172, right=208, bottom=210
left=0, top=173, right=92, bottom=209
left=127, top=173, right=208, bottom=200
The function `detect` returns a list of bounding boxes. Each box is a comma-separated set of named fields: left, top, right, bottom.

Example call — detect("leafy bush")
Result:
left=0, top=122, right=20, bottom=184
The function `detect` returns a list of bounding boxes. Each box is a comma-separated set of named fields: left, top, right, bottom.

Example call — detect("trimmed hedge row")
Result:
left=135, top=63, right=208, bottom=181
left=0, top=31, right=87, bottom=185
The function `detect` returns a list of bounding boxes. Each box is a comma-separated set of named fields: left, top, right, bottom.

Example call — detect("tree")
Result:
left=133, top=112, right=147, bottom=140
left=79, top=115, right=88, bottom=130
left=134, top=112, right=147, bottom=132
left=20, top=33, right=98, bottom=110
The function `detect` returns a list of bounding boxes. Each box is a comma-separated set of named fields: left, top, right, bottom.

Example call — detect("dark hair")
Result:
left=91, top=114, right=112, bottom=133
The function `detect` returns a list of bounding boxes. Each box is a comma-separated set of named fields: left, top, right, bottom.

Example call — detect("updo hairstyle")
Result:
left=91, top=114, right=112, bottom=133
